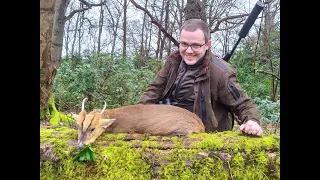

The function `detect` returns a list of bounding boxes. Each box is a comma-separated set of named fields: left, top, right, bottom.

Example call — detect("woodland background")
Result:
left=40, top=0, right=280, bottom=134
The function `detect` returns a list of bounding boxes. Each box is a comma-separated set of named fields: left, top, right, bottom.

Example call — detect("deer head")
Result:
left=72, top=98, right=116, bottom=149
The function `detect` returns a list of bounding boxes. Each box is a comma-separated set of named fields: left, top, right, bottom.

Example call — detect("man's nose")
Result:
left=185, top=46, right=193, bottom=53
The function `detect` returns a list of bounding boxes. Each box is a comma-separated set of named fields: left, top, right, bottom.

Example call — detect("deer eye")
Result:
left=90, top=128, right=95, bottom=132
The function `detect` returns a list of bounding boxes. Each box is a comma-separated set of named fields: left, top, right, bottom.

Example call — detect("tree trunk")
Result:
left=138, top=0, right=148, bottom=68
left=105, top=4, right=120, bottom=56
left=40, top=126, right=280, bottom=179
left=78, top=10, right=85, bottom=57
left=64, top=20, right=71, bottom=58
left=147, top=21, right=152, bottom=59
left=159, top=0, right=170, bottom=60
left=97, top=0, right=104, bottom=55
left=184, top=0, right=205, bottom=21
left=122, top=0, right=127, bottom=57
left=155, top=0, right=165, bottom=59
left=71, top=3, right=80, bottom=57
left=40, top=0, right=69, bottom=115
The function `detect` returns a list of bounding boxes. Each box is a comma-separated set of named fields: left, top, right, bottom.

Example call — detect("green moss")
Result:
left=40, top=107, right=45, bottom=119
left=40, top=161, right=56, bottom=180
left=49, top=112, right=75, bottom=126
left=189, top=131, right=279, bottom=155
left=40, top=127, right=77, bottom=143
left=158, top=149, right=229, bottom=180
left=40, top=95, right=75, bottom=126
left=188, top=134, right=224, bottom=150
left=261, top=134, right=280, bottom=150
left=158, top=149, right=196, bottom=179
left=98, top=133, right=128, bottom=141
left=192, top=153, right=229, bottom=180
left=40, top=127, right=78, bottom=161
left=171, top=136, right=184, bottom=149
left=40, top=127, right=280, bottom=180
left=98, top=144, right=153, bottom=179
left=141, top=140, right=161, bottom=149
left=230, top=150, right=280, bottom=179
left=231, top=153, right=245, bottom=168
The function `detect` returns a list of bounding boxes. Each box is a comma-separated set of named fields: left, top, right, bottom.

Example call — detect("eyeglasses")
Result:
left=179, top=42, right=207, bottom=51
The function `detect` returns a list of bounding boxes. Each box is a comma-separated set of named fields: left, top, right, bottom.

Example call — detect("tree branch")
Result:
left=210, top=14, right=249, bottom=33
left=65, top=0, right=107, bottom=21
left=255, top=69, right=280, bottom=80
left=65, top=7, right=89, bottom=21
left=79, top=0, right=107, bottom=7
left=129, top=0, right=249, bottom=46
left=129, top=0, right=179, bottom=47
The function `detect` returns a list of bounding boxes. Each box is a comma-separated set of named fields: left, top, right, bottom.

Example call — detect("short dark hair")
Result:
left=180, top=19, right=210, bottom=42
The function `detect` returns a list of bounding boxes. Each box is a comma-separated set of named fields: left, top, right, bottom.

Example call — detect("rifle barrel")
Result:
left=223, top=1, right=264, bottom=62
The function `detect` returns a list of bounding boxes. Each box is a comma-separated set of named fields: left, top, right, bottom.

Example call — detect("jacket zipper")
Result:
left=174, top=68, right=188, bottom=99
left=161, top=69, right=177, bottom=100
left=228, top=79, right=240, bottom=100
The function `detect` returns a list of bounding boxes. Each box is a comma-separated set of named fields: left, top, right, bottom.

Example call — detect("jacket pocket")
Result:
left=227, top=79, right=241, bottom=100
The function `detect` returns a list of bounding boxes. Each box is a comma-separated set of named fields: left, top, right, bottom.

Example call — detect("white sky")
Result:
left=62, top=0, right=267, bottom=58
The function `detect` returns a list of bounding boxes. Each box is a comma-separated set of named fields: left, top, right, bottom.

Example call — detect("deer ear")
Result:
left=99, top=118, right=116, bottom=129
left=71, top=111, right=86, bottom=125
left=71, top=113, right=81, bottom=125
left=71, top=113, right=78, bottom=121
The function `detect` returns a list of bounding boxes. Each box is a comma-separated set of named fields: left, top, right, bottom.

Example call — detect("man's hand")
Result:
left=239, top=120, right=263, bottom=136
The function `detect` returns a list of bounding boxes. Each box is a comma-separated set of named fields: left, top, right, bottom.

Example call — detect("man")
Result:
left=138, top=18, right=263, bottom=136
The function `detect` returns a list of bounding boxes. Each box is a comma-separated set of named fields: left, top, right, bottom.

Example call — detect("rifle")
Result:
left=222, top=1, right=264, bottom=62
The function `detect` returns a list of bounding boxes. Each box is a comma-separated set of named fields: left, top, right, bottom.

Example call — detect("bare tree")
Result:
left=40, top=0, right=106, bottom=115
left=64, top=12, right=72, bottom=58
left=130, top=0, right=251, bottom=59
left=122, top=0, right=128, bottom=57
left=155, top=0, right=165, bottom=59
left=137, top=0, right=148, bottom=68
left=70, top=4, right=80, bottom=57
left=40, top=0, right=70, bottom=111
left=97, top=0, right=104, bottom=55
left=159, top=0, right=170, bottom=60
left=259, top=0, right=280, bottom=101
left=174, top=0, right=185, bottom=27
left=105, top=1, right=121, bottom=56
left=184, top=0, right=205, bottom=21
left=77, top=9, right=86, bottom=56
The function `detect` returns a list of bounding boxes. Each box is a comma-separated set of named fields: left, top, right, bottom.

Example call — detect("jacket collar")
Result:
left=169, top=50, right=212, bottom=82
left=194, top=50, right=212, bottom=82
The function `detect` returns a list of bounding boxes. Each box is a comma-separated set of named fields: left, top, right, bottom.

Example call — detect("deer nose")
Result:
left=78, top=142, right=84, bottom=149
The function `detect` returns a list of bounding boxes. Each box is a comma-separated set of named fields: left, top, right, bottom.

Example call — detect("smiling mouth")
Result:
left=185, top=55, right=194, bottom=59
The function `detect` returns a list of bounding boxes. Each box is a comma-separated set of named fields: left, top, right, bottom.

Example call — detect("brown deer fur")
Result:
left=72, top=98, right=205, bottom=147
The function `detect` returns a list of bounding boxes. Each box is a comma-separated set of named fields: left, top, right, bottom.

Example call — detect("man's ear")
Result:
left=206, top=40, right=212, bottom=48
left=99, top=118, right=116, bottom=129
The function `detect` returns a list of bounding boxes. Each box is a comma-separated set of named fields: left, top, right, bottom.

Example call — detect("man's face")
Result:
left=179, top=29, right=211, bottom=65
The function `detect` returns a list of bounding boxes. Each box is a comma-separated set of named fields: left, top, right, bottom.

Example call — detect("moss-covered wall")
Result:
left=40, top=127, right=280, bottom=180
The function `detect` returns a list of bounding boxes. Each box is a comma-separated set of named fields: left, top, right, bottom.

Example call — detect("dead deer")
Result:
left=72, top=98, right=205, bottom=148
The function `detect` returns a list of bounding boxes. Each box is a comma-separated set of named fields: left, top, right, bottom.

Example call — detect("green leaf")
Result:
left=79, top=154, right=85, bottom=161
left=88, top=146, right=95, bottom=152
left=72, top=152, right=82, bottom=161
left=85, top=150, right=91, bottom=161
left=91, top=152, right=96, bottom=161
left=73, top=144, right=97, bottom=162
left=88, top=150, right=96, bottom=161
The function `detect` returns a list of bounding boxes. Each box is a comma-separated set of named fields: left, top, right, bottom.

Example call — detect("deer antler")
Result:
left=82, top=98, right=88, bottom=111
left=100, top=101, right=107, bottom=115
